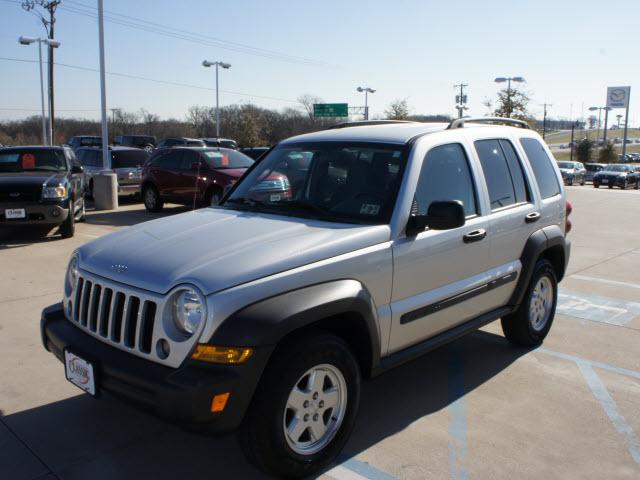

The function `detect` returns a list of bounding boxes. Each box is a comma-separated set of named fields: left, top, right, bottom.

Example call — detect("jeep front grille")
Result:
left=71, top=274, right=157, bottom=354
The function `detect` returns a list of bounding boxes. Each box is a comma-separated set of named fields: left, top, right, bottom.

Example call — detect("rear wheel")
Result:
left=635, top=179, right=639, bottom=190
left=143, top=185, right=163, bottom=212
left=239, top=333, right=360, bottom=479
left=593, top=183, right=599, bottom=188
left=75, top=198, right=86, bottom=222
left=501, top=259, right=557, bottom=347
left=622, top=179, right=628, bottom=190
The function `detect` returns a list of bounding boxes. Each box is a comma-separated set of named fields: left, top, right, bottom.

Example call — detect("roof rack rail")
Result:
left=328, top=120, right=415, bottom=130
left=447, top=117, right=531, bottom=130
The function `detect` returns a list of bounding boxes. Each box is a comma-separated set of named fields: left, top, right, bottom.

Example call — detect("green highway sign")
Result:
left=313, top=103, right=348, bottom=117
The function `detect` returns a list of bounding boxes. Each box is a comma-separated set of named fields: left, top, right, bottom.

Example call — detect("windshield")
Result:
left=78, top=137, right=101, bottom=147
left=203, top=149, right=254, bottom=169
left=224, top=142, right=406, bottom=225
left=112, top=150, right=150, bottom=168
left=557, top=162, right=574, bottom=169
left=0, top=149, right=67, bottom=172
left=603, top=164, right=629, bottom=172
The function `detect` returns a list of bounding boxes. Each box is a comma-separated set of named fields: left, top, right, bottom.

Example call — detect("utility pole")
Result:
left=540, top=103, right=552, bottom=139
left=454, top=82, right=468, bottom=119
left=622, top=89, right=631, bottom=158
left=570, top=122, right=576, bottom=161
left=20, top=1, right=60, bottom=144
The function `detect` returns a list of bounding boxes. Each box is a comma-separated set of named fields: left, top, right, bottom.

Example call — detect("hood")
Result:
left=0, top=172, right=67, bottom=189
left=78, top=208, right=390, bottom=295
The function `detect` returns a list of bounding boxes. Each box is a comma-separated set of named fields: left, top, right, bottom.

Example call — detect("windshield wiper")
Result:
left=224, top=197, right=266, bottom=208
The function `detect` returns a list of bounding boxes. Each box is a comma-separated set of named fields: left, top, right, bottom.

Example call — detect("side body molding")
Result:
left=209, top=280, right=381, bottom=373
left=508, top=225, right=568, bottom=308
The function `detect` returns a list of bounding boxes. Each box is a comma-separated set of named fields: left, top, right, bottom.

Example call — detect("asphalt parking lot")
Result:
left=1, top=187, right=639, bottom=480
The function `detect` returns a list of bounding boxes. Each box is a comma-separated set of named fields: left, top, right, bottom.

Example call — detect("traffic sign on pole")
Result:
left=313, top=103, right=348, bottom=117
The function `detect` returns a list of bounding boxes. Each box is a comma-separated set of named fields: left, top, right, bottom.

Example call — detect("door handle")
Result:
left=525, top=212, right=541, bottom=223
left=463, top=229, right=486, bottom=243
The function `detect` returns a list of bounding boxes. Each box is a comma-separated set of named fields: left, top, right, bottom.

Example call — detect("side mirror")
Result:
left=71, top=165, right=84, bottom=174
left=405, top=200, right=465, bottom=236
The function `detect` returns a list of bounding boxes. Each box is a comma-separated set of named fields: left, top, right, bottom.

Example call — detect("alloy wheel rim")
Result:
left=529, top=276, right=553, bottom=331
left=145, top=189, right=156, bottom=208
left=283, top=363, right=348, bottom=456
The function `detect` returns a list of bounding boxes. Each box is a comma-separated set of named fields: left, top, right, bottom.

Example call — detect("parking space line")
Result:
left=576, top=361, right=640, bottom=465
left=448, top=349, right=469, bottom=480
left=324, top=464, right=372, bottom=480
left=537, top=348, right=640, bottom=381
left=570, top=274, right=640, bottom=291
left=557, top=289, right=640, bottom=326
left=335, top=458, right=397, bottom=480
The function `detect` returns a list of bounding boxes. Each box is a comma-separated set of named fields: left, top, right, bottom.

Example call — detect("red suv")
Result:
left=141, top=147, right=254, bottom=211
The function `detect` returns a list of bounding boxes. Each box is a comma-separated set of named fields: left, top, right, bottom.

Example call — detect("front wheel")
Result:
left=59, top=204, right=75, bottom=238
left=501, top=259, right=558, bottom=347
left=239, top=333, right=361, bottom=479
left=594, top=183, right=599, bottom=188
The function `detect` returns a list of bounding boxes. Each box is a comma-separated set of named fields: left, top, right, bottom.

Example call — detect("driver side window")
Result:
left=414, top=143, right=477, bottom=217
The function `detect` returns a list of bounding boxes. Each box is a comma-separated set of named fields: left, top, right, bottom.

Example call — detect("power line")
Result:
left=0, top=56, right=299, bottom=104
left=59, top=0, right=334, bottom=67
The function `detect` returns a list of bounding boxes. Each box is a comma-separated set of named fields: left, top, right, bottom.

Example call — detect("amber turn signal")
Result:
left=211, top=392, right=230, bottom=413
left=191, top=345, right=253, bottom=364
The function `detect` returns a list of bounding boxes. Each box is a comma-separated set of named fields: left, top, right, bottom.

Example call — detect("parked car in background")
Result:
left=76, top=146, right=149, bottom=198
left=66, top=135, right=102, bottom=151
left=157, top=137, right=206, bottom=148
left=141, top=147, right=259, bottom=211
left=584, top=163, right=605, bottom=183
left=557, top=161, right=586, bottom=185
left=593, top=163, right=640, bottom=189
left=201, top=137, right=238, bottom=149
left=0, top=146, right=85, bottom=237
left=240, top=146, right=270, bottom=160
left=113, top=135, right=156, bottom=153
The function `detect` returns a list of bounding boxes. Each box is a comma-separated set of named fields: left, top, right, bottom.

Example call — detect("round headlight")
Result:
left=65, top=254, right=79, bottom=293
left=171, top=288, right=205, bottom=335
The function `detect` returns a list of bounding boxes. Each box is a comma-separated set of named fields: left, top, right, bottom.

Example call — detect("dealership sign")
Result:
left=606, top=86, right=630, bottom=109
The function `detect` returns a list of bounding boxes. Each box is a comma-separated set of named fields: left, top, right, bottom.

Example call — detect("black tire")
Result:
left=143, top=184, right=163, bottom=212
left=239, top=333, right=361, bottom=479
left=580, top=177, right=585, bottom=186
left=635, top=179, right=639, bottom=190
left=76, top=198, right=86, bottom=222
left=204, top=187, right=222, bottom=207
left=501, top=259, right=558, bottom=347
left=608, top=184, right=613, bottom=189
left=594, top=183, right=599, bottom=188
left=622, top=180, right=628, bottom=190
left=86, top=179, right=94, bottom=199
left=59, top=204, right=75, bottom=238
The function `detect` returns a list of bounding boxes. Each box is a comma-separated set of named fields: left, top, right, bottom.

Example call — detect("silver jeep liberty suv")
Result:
left=42, top=118, right=571, bottom=478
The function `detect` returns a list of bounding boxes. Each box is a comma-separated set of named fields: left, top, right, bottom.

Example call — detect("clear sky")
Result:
left=1, top=0, right=639, bottom=126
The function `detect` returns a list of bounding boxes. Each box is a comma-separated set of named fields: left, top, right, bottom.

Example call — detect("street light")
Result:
left=202, top=60, right=231, bottom=138
left=494, top=76, right=525, bottom=118
left=588, top=106, right=612, bottom=145
left=19, top=35, right=60, bottom=145
left=357, top=86, right=376, bottom=120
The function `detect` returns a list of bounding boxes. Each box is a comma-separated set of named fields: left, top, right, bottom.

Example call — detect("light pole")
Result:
left=202, top=60, right=231, bottom=138
left=589, top=106, right=612, bottom=145
left=616, top=114, right=623, bottom=129
left=494, top=76, right=525, bottom=118
left=19, top=35, right=60, bottom=145
left=357, top=86, right=376, bottom=120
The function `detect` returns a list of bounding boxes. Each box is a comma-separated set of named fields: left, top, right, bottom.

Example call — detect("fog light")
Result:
left=211, top=392, right=230, bottom=413
left=191, top=345, right=252, bottom=364
left=51, top=209, right=60, bottom=217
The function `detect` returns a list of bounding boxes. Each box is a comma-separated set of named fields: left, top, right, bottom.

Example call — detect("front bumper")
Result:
left=0, top=201, right=68, bottom=226
left=41, top=303, right=273, bottom=433
left=593, top=176, right=626, bottom=187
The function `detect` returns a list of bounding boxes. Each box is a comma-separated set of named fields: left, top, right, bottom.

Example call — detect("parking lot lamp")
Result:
left=494, top=76, right=524, bottom=118
left=589, top=106, right=612, bottom=145
left=19, top=36, right=60, bottom=145
left=202, top=60, right=231, bottom=138
left=357, top=86, right=376, bottom=120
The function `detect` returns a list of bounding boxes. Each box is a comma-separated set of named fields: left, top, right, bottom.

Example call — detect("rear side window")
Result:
left=520, top=138, right=561, bottom=199
left=111, top=150, right=149, bottom=169
left=475, top=139, right=521, bottom=210
left=415, top=143, right=477, bottom=217
left=499, top=140, right=529, bottom=204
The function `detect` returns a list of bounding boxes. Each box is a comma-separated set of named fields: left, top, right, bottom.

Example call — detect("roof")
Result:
left=281, top=122, right=449, bottom=145
left=0, top=145, right=65, bottom=150
left=76, top=145, right=143, bottom=151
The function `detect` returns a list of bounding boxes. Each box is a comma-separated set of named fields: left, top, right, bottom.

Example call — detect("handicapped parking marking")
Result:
left=557, top=289, right=640, bottom=326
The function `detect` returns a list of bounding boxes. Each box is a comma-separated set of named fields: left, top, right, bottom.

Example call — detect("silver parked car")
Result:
left=75, top=146, right=149, bottom=198
left=42, top=118, right=570, bottom=478
left=557, top=161, right=586, bottom=185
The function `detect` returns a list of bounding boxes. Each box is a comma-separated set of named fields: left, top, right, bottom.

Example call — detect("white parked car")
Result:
left=42, top=118, right=571, bottom=478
